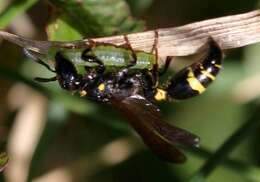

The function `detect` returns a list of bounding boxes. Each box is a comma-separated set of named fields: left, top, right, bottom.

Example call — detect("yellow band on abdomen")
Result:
left=201, top=70, right=215, bottom=80
left=187, top=77, right=206, bottom=94
left=187, top=68, right=206, bottom=94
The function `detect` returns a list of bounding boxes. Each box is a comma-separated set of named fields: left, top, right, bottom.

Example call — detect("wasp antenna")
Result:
left=23, top=48, right=56, bottom=73
left=34, top=76, right=57, bottom=83
left=0, top=31, right=52, bottom=54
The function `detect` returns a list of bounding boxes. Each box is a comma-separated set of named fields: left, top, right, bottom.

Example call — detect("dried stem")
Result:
left=1, top=10, right=260, bottom=61
left=94, top=10, right=260, bottom=59
left=189, top=103, right=260, bottom=181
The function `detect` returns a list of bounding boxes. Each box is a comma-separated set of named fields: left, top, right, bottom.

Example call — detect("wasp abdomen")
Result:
left=164, top=38, right=223, bottom=100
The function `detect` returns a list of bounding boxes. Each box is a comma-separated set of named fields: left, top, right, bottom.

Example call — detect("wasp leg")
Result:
left=164, top=37, right=223, bottom=100
left=150, top=30, right=159, bottom=88
left=112, top=36, right=138, bottom=85
left=80, top=68, right=100, bottom=93
left=81, top=50, right=105, bottom=74
left=151, top=56, right=172, bottom=102
left=126, top=70, right=156, bottom=101
left=115, top=68, right=154, bottom=89
left=159, top=56, right=172, bottom=76
left=81, top=41, right=106, bottom=89
left=122, top=35, right=137, bottom=68
left=113, top=68, right=129, bottom=86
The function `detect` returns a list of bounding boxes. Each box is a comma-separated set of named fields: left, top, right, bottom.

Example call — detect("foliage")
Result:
left=0, top=0, right=260, bottom=182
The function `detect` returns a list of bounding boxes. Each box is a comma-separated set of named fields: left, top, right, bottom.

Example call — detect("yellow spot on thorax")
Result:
left=98, top=83, right=105, bottom=92
left=187, top=68, right=206, bottom=94
left=154, top=88, right=167, bottom=101
left=79, top=90, right=87, bottom=97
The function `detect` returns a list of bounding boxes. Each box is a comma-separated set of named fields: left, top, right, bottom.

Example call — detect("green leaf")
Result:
left=47, top=14, right=83, bottom=41
left=47, top=0, right=145, bottom=40
left=126, top=0, right=154, bottom=14
left=0, top=0, right=38, bottom=29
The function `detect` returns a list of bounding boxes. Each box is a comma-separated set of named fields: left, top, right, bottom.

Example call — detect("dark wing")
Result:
left=111, top=94, right=200, bottom=163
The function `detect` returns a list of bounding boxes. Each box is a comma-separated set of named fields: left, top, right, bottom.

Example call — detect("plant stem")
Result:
left=190, top=147, right=260, bottom=181
left=189, top=103, right=260, bottom=181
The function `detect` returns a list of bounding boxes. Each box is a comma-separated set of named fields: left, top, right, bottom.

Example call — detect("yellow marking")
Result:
left=154, top=88, right=167, bottom=101
left=187, top=67, right=194, bottom=78
left=187, top=68, right=206, bottom=94
left=201, top=70, right=215, bottom=80
left=98, top=83, right=105, bottom=92
left=215, top=64, right=222, bottom=68
left=79, top=90, right=87, bottom=97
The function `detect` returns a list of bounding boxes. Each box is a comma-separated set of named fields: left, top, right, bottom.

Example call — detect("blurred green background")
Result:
left=0, top=0, right=260, bottom=182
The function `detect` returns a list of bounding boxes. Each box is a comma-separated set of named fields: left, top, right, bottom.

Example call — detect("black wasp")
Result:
left=23, top=35, right=223, bottom=163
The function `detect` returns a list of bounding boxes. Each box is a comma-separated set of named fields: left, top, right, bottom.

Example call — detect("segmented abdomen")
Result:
left=164, top=38, right=223, bottom=100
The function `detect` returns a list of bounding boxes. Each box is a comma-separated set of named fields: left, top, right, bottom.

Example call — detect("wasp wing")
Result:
left=111, top=94, right=199, bottom=163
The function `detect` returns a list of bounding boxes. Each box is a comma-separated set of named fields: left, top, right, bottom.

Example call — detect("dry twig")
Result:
left=0, top=10, right=260, bottom=61
left=94, top=10, right=260, bottom=58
